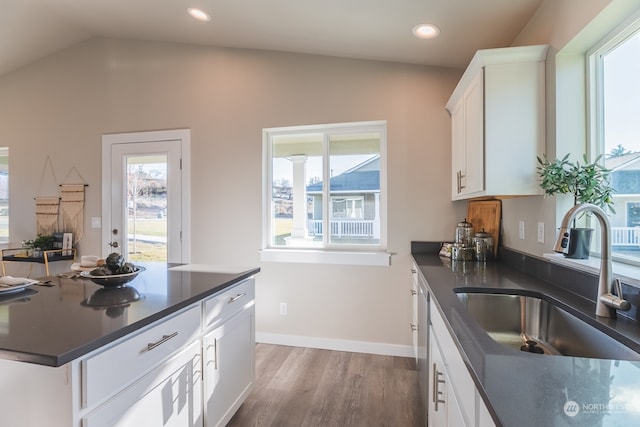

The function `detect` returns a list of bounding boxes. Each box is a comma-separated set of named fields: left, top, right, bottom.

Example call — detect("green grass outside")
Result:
left=128, top=218, right=167, bottom=261
left=128, top=241, right=167, bottom=262
left=128, top=218, right=167, bottom=236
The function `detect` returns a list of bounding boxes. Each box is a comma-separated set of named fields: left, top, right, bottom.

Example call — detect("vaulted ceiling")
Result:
left=1, top=0, right=544, bottom=77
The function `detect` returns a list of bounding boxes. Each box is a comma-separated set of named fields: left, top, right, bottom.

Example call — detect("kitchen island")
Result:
left=413, top=242, right=640, bottom=427
left=0, top=262, right=259, bottom=427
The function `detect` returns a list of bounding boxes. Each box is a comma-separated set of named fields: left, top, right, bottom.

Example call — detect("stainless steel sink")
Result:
left=455, top=292, right=640, bottom=360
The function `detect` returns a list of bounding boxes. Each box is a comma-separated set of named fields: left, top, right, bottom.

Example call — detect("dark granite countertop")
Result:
left=412, top=244, right=640, bottom=427
left=0, top=263, right=260, bottom=367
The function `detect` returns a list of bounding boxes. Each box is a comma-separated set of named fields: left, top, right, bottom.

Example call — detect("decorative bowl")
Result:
left=80, top=266, right=146, bottom=288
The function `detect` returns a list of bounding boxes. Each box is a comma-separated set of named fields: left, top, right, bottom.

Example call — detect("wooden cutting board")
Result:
left=467, top=200, right=501, bottom=258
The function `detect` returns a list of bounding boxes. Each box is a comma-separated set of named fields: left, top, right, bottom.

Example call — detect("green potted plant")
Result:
left=23, top=234, right=56, bottom=258
left=537, top=153, right=615, bottom=259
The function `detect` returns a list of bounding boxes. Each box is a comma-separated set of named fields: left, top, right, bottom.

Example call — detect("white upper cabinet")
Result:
left=447, top=45, right=548, bottom=201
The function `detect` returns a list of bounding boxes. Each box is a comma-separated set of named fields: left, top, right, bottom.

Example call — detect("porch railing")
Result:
left=612, top=227, right=640, bottom=247
left=308, top=219, right=375, bottom=238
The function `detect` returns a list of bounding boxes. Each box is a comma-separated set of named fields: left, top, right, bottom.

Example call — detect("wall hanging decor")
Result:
left=35, top=197, right=60, bottom=235
left=60, top=165, right=88, bottom=244
left=35, top=156, right=60, bottom=235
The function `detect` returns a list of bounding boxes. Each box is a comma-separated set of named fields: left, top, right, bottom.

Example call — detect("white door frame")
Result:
left=101, top=129, right=191, bottom=263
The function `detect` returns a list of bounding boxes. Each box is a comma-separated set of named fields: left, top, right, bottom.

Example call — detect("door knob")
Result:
left=109, top=241, right=119, bottom=248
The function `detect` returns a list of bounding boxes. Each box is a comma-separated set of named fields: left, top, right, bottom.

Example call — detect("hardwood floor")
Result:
left=227, top=343, right=424, bottom=427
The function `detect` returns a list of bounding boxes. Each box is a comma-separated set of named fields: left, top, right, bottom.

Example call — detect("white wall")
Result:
left=0, top=38, right=464, bottom=354
left=499, top=0, right=640, bottom=256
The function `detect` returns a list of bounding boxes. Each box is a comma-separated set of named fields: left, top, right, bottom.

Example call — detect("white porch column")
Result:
left=290, top=155, right=308, bottom=239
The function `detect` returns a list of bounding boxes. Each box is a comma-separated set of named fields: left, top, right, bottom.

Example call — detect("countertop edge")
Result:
left=3, top=267, right=260, bottom=367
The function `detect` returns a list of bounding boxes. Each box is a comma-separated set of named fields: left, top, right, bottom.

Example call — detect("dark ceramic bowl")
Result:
left=80, top=266, right=145, bottom=288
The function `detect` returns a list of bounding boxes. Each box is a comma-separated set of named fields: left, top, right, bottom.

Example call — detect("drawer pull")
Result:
left=146, top=331, right=178, bottom=351
left=229, top=292, right=246, bottom=303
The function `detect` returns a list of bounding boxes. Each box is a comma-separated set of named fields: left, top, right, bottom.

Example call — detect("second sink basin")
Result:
left=455, top=291, right=640, bottom=361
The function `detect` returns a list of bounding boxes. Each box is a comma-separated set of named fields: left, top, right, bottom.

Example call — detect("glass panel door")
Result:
left=126, top=154, right=168, bottom=262
left=110, top=140, right=182, bottom=263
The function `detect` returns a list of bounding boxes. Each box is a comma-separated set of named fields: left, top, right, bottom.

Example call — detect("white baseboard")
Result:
left=256, top=332, right=414, bottom=358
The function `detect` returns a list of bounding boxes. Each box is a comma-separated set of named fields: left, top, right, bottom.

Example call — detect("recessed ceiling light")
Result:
left=412, top=24, right=440, bottom=39
left=187, top=8, right=211, bottom=22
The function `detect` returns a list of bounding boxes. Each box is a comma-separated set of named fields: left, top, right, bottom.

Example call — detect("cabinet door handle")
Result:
left=229, top=292, right=246, bottom=303
left=146, top=331, right=178, bottom=351
left=213, top=338, right=218, bottom=370
left=457, top=170, right=466, bottom=193
left=205, top=341, right=217, bottom=368
left=432, top=363, right=446, bottom=411
left=432, top=364, right=438, bottom=406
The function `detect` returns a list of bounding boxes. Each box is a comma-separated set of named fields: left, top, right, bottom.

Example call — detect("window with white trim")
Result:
left=0, top=148, right=8, bottom=244
left=263, top=121, right=386, bottom=252
left=590, top=16, right=640, bottom=264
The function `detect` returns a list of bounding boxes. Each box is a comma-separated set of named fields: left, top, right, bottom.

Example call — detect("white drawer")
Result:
left=203, top=279, right=254, bottom=330
left=82, top=305, right=201, bottom=409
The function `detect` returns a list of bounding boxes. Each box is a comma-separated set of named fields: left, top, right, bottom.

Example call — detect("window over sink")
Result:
left=261, top=121, right=389, bottom=265
left=589, top=13, right=640, bottom=266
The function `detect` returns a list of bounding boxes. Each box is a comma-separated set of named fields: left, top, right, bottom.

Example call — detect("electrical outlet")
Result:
left=537, top=222, right=545, bottom=243
left=280, top=302, right=288, bottom=316
left=518, top=221, right=526, bottom=240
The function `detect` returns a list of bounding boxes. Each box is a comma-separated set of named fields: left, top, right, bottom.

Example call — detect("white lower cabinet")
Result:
left=477, top=391, right=495, bottom=427
left=83, top=341, right=203, bottom=427
left=83, top=277, right=256, bottom=427
left=429, top=324, right=467, bottom=427
left=411, top=262, right=420, bottom=361
left=203, top=304, right=255, bottom=427
left=0, top=278, right=256, bottom=427
left=428, top=298, right=496, bottom=427
left=416, top=271, right=429, bottom=424
left=428, top=325, right=448, bottom=427
left=82, top=305, right=202, bottom=409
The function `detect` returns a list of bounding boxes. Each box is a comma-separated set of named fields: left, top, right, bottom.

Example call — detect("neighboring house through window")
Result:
left=262, top=121, right=387, bottom=262
left=306, top=154, right=381, bottom=242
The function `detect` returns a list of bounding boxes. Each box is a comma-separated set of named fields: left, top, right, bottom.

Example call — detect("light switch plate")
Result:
left=91, top=217, right=101, bottom=228
left=537, top=222, right=545, bottom=243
